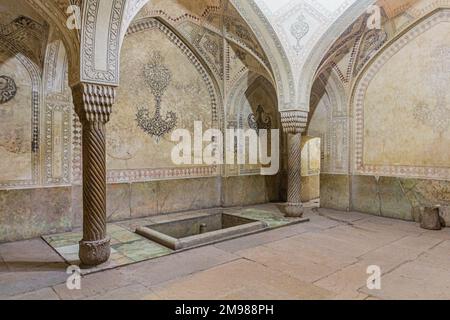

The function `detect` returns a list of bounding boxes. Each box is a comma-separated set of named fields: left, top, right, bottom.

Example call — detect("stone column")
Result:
left=72, top=83, right=116, bottom=266
left=281, top=111, right=307, bottom=217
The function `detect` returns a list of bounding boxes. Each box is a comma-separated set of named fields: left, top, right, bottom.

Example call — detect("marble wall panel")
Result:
left=379, top=177, right=414, bottom=221
left=107, top=183, right=132, bottom=222
left=320, top=174, right=350, bottom=211
left=351, top=175, right=381, bottom=216
left=130, top=181, right=159, bottom=219
left=222, top=175, right=275, bottom=207
left=322, top=174, right=450, bottom=225
left=0, top=187, right=72, bottom=242
left=157, top=177, right=221, bottom=214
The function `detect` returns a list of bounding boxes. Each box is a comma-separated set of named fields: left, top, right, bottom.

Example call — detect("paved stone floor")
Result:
left=1, top=205, right=450, bottom=300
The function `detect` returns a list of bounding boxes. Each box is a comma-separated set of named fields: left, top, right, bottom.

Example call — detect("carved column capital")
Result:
left=280, top=110, right=308, bottom=134
left=71, top=83, right=116, bottom=124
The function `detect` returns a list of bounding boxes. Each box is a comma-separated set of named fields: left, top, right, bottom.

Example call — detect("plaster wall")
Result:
left=0, top=53, right=33, bottom=182
left=0, top=5, right=282, bottom=242
left=311, top=7, right=450, bottom=225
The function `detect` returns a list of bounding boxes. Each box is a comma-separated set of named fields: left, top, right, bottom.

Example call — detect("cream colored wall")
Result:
left=354, top=10, right=450, bottom=179
left=301, top=137, right=321, bottom=202
left=311, top=5, right=450, bottom=224
left=108, top=26, right=214, bottom=172
left=362, top=21, right=450, bottom=170
left=226, top=75, right=279, bottom=176
left=0, top=53, right=33, bottom=182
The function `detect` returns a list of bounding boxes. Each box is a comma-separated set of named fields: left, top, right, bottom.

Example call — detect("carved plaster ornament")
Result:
left=248, top=105, right=272, bottom=134
left=0, top=76, right=17, bottom=104
left=136, top=52, right=178, bottom=143
left=291, top=14, right=310, bottom=54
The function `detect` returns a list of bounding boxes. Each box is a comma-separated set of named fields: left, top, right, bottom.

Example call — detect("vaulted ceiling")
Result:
left=3, top=0, right=391, bottom=113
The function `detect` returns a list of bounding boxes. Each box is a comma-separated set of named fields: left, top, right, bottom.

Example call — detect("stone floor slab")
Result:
left=86, top=284, right=152, bottom=300
left=0, top=269, right=67, bottom=298
left=53, top=268, right=135, bottom=300
left=360, top=260, right=450, bottom=300
left=119, top=246, right=239, bottom=287
left=147, top=259, right=336, bottom=300
left=0, top=239, right=66, bottom=271
left=238, top=244, right=348, bottom=283
left=7, top=288, right=60, bottom=300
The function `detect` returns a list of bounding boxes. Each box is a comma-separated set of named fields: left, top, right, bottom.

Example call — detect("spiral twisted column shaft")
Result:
left=72, top=83, right=116, bottom=266
left=281, top=110, right=308, bottom=218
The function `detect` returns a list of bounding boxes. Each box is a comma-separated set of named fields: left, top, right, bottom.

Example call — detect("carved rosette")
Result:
left=280, top=111, right=308, bottom=217
left=72, top=83, right=116, bottom=266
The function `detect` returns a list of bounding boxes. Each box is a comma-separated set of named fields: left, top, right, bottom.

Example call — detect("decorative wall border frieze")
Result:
left=44, top=102, right=72, bottom=185
left=106, top=166, right=219, bottom=184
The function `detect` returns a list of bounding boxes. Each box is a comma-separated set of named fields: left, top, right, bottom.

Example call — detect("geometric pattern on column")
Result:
left=280, top=110, right=308, bottom=134
left=72, top=83, right=116, bottom=266
left=281, top=110, right=308, bottom=217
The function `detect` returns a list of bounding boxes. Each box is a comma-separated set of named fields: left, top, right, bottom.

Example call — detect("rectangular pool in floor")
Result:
left=136, top=213, right=268, bottom=250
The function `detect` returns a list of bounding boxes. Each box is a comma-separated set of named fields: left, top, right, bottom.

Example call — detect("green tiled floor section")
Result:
left=43, top=224, right=173, bottom=271
left=231, top=209, right=301, bottom=228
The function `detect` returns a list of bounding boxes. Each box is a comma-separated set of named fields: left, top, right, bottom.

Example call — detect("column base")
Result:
left=79, top=237, right=111, bottom=266
left=283, top=203, right=304, bottom=218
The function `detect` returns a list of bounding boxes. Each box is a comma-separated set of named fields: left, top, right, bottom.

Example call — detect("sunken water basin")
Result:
left=136, top=213, right=268, bottom=250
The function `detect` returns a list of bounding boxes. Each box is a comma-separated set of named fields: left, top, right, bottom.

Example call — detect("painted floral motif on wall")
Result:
left=0, top=76, right=17, bottom=104
left=248, top=105, right=272, bottom=135
left=136, top=52, right=178, bottom=143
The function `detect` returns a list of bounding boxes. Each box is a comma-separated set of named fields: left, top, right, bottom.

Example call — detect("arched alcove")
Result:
left=309, top=4, right=450, bottom=221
